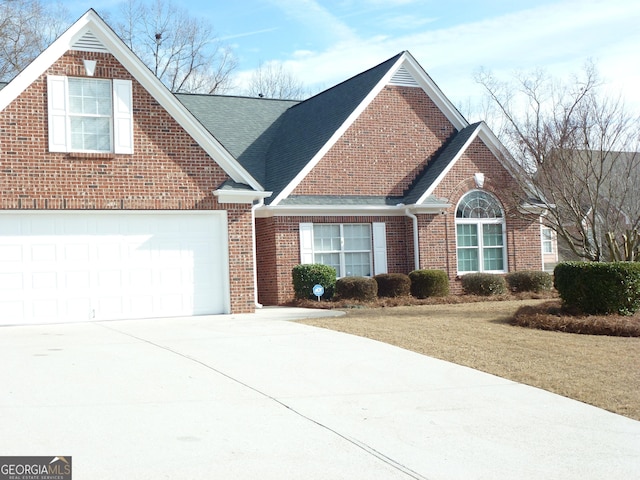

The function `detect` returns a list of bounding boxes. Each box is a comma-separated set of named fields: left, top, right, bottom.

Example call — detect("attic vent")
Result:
left=389, top=66, right=419, bottom=87
left=71, top=30, right=108, bottom=53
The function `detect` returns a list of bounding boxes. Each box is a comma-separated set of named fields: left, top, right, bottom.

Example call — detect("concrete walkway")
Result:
left=0, top=307, right=638, bottom=479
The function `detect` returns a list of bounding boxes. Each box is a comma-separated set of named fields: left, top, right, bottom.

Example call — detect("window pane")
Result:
left=314, top=253, right=340, bottom=274
left=457, top=224, right=478, bottom=247
left=70, top=117, right=111, bottom=151
left=345, top=252, right=371, bottom=277
left=344, top=224, right=371, bottom=251
left=483, top=247, right=504, bottom=271
left=457, top=248, right=478, bottom=272
left=456, top=190, right=503, bottom=218
left=313, top=225, right=340, bottom=251
left=483, top=224, right=503, bottom=246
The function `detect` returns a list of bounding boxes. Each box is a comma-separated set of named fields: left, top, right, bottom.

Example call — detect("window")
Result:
left=542, top=227, right=554, bottom=254
left=69, top=78, right=112, bottom=151
left=456, top=190, right=506, bottom=273
left=47, top=75, right=133, bottom=154
left=299, top=223, right=388, bottom=277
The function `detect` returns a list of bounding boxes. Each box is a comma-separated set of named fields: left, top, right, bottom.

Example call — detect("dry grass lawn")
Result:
left=297, top=299, right=640, bottom=421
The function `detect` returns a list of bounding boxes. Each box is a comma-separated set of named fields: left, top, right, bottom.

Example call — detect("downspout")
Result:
left=405, top=207, right=420, bottom=271
left=251, top=198, right=264, bottom=309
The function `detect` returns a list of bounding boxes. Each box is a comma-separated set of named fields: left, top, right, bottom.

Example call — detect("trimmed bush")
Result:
left=335, top=276, right=378, bottom=302
left=554, top=261, right=640, bottom=315
left=506, top=270, right=553, bottom=293
left=409, top=269, right=450, bottom=298
left=374, top=273, right=411, bottom=298
left=460, top=272, right=506, bottom=296
left=292, top=264, right=336, bottom=300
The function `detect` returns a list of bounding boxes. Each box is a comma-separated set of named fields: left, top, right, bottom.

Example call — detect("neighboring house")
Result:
left=0, top=10, right=545, bottom=324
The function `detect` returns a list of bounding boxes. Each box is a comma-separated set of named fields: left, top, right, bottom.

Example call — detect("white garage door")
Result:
left=0, top=211, right=229, bottom=325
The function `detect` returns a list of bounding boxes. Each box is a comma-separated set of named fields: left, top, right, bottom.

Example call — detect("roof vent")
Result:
left=389, top=65, right=419, bottom=87
left=71, top=30, right=108, bottom=53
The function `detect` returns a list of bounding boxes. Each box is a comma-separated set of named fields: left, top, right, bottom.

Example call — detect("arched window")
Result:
left=455, top=190, right=506, bottom=273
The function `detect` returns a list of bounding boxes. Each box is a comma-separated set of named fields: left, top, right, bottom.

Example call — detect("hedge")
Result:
left=292, top=264, right=336, bottom=300
left=408, top=269, right=450, bottom=298
left=335, top=276, right=378, bottom=302
left=554, top=261, right=640, bottom=315
left=374, top=273, right=411, bottom=297
left=460, top=272, right=506, bottom=296
left=505, top=270, right=553, bottom=293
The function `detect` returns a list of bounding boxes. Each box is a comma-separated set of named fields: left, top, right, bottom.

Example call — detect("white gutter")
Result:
left=405, top=207, right=420, bottom=271
left=251, top=198, right=265, bottom=309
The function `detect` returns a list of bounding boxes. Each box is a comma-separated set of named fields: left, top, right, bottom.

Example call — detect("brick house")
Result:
left=0, top=10, right=545, bottom=324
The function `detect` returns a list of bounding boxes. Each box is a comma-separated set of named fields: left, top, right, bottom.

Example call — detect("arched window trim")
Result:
left=455, top=190, right=508, bottom=274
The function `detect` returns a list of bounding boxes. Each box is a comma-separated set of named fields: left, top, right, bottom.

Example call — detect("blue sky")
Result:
left=51, top=0, right=640, bottom=115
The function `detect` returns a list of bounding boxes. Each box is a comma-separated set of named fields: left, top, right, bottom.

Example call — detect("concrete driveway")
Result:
left=1, top=307, right=638, bottom=479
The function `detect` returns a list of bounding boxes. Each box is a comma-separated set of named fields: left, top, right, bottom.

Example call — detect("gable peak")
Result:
left=388, top=64, right=419, bottom=87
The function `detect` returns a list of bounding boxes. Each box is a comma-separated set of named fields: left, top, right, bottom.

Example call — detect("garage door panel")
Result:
left=0, top=212, right=228, bottom=324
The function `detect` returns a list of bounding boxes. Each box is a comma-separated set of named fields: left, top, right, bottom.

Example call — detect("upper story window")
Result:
left=455, top=190, right=507, bottom=273
left=69, top=78, right=112, bottom=152
left=47, top=75, right=133, bottom=154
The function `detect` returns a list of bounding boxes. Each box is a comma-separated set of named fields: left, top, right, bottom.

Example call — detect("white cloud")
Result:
left=237, top=0, right=640, bottom=113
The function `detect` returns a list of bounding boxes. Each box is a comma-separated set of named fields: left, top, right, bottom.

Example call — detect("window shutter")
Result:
left=372, top=222, right=388, bottom=275
left=113, top=79, right=133, bottom=154
left=299, top=223, right=314, bottom=264
left=47, top=76, right=68, bottom=152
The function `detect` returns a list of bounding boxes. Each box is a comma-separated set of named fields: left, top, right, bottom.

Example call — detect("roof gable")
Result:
left=0, top=9, right=262, bottom=191
left=267, top=51, right=469, bottom=205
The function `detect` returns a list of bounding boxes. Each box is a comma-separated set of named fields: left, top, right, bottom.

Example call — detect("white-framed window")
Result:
left=47, top=75, right=133, bottom=154
left=455, top=190, right=507, bottom=273
left=541, top=227, right=555, bottom=254
left=299, top=223, right=387, bottom=277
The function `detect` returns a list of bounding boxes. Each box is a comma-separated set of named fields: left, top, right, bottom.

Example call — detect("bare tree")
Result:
left=0, top=0, right=69, bottom=81
left=115, top=0, right=237, bottom=93
left=476, top=62, right=640, bottom=262
left=245, top=61, right=308, bottom=100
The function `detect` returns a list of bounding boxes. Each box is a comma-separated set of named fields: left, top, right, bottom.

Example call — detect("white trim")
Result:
left=213, top=189, right=272, bottom=204
left=0, top=10, right=264, bottom=192
left=299, top=223, right=314, bottom=264
left=113, top=79, right=133, bottom=154
left=454, top=190, right=508, bottom=274
left=255, top=202, right=450, bottom=218
left=372, top=222, right=388, bottom=274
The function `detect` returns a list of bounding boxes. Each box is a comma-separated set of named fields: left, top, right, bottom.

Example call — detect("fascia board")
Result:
left=416, top=125, right=481, bottom=204
left=255, top=204, right=408, bottom=218
left=254, top=202, right=450, bottom=218
left=213, top=189, right=272, bottom=204
left=269, top=54, right=406, bottom=206
left=0, top=10, right=264, bottom=192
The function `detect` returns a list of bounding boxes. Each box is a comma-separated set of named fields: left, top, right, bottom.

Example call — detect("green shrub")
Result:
left=374, top=273, right=411, bottom=297
left=554, top=261, right=640, bottom=315
left=460, top=272, right=506, bottom=296
left=335, top=276, right=378, bottom=302
left=505, top=270, right=553, bottom=293
left=408, top=269, right=450, bottom=298
left=292, top=264, right=336, bottom=300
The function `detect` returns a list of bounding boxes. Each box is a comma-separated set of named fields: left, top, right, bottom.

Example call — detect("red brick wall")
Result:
left=0, top=50, right=255, bottom=313
left=293, top=85, right=456, bottom=196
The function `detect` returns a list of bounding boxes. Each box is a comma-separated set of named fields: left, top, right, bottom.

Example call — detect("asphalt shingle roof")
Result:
left=403, top=122, right=482, bottom=205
